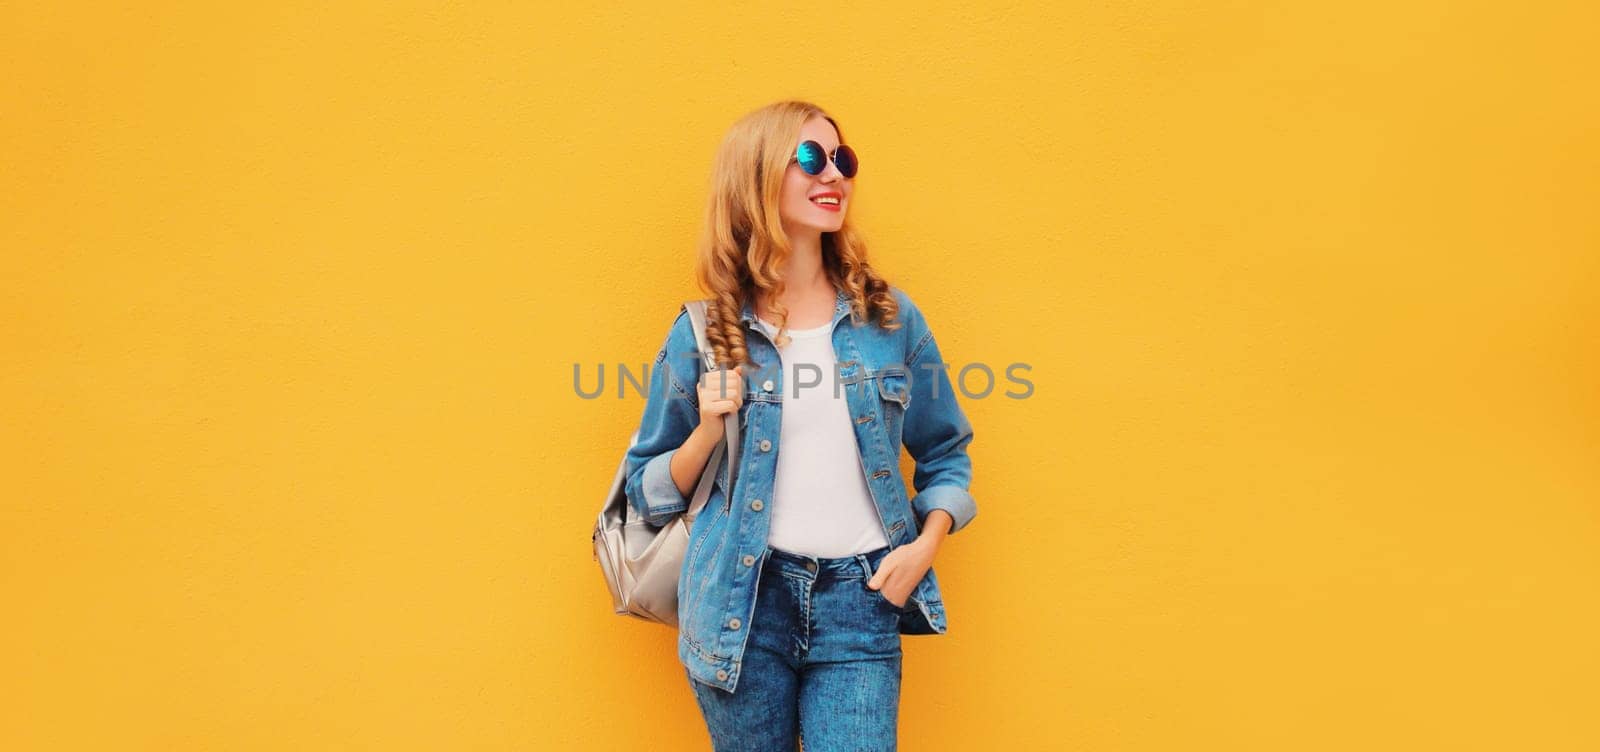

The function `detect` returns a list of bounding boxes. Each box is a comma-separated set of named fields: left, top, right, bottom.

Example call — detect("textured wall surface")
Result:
left=3, top=2, right=1597, bottom=749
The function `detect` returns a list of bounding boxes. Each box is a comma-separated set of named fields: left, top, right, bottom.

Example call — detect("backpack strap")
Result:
left=683, top=300, right=741, bottom=514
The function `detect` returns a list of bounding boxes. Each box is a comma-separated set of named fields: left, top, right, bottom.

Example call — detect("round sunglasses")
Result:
left=791, top=140, right=859, bottom=178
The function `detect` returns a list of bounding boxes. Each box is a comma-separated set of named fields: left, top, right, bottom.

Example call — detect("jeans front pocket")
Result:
left=854, top=549, right=910, bottom=614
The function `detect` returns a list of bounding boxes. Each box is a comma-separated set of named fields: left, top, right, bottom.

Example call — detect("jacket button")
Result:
left=761, top=380, right=775, bottom=392
left=716, top=669, right=729, bottom=681
left=727, top=617, right=741, bottom=630
left=759, top=439, right=772, bottom=452
left=750, top=499, right=764, bottom=511
left=742, top=554, right=756, bottom=566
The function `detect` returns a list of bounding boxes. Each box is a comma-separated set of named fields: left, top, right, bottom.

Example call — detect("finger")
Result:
left=711, top=371, right=741, bottom=398
left=702, top=374, right=739, bottom=393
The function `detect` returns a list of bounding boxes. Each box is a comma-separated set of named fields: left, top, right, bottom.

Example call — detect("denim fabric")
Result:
left=688, top=545, right=903, bottom=752
left=624, top=286, right=978, bottom=693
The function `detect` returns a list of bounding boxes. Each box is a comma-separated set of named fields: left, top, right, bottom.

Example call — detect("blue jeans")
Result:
left=687, top=544, right=905, bottom=751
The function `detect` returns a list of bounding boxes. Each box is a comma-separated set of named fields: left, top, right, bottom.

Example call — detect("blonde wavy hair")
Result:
left=694, top=100, right=901, bottom=369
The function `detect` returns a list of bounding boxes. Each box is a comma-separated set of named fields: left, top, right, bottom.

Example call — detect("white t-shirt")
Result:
left=754, top=315, right=890, bottom=558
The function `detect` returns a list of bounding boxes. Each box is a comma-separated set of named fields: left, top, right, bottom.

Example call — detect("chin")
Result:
left=783, top=211, right=846, bottom=235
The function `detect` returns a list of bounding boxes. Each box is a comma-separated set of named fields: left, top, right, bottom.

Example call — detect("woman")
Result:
left=623, top=100, right=977, bottom=751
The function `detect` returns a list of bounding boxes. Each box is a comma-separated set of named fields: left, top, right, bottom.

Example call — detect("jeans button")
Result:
left=805, top=561, right=817, bottom=573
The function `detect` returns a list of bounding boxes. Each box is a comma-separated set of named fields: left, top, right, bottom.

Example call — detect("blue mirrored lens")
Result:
left=834, top=144, right=858, bottom=178
left=796, top=140, right=827, bottom=175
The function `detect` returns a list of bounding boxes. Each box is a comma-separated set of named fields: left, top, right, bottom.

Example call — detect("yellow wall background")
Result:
left=4, top=2, right=1597, bottom=749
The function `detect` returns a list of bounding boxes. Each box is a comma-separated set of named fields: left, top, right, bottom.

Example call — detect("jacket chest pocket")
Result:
left=870, top=366, right=912, bottom=444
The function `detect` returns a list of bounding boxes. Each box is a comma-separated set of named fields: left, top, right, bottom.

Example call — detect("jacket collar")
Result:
left=738, top=287, right=853, bottom=329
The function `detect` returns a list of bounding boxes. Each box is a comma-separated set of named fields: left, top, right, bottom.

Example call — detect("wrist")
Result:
left=691, top=418, right=724, bottom=444
left=915, top=510, right=954, bottom=548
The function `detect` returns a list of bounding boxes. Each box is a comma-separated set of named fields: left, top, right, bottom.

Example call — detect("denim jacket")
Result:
left=624, top=286, right=977, bottom=693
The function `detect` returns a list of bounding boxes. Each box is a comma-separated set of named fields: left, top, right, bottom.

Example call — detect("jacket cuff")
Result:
left=911, top=484, right=977, bottom=534
left=638, top=448, right=689, bottom=523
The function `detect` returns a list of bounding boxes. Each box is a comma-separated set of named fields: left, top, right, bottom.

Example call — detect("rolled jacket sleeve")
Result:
left=623, top=308, right=704, bottom=527
left=899, top=294, right=978, bottom=534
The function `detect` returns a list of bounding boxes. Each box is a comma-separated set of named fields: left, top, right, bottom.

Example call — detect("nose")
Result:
left=818, top=160, right=844, bottom=182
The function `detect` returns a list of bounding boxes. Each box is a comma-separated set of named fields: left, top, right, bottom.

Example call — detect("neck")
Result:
left=755, top=230, right=834, bottom=319
left=783, top=230, right=825, bottom=285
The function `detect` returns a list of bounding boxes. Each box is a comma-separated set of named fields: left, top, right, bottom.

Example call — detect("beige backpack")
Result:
left=591, top=300, right=739, bottom=627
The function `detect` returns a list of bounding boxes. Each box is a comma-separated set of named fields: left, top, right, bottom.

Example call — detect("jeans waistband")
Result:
left=765, top=545, right=892, bottom=582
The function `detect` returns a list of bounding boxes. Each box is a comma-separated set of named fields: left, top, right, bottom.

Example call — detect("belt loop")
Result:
left=854, top=553, right=873, bottom=581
